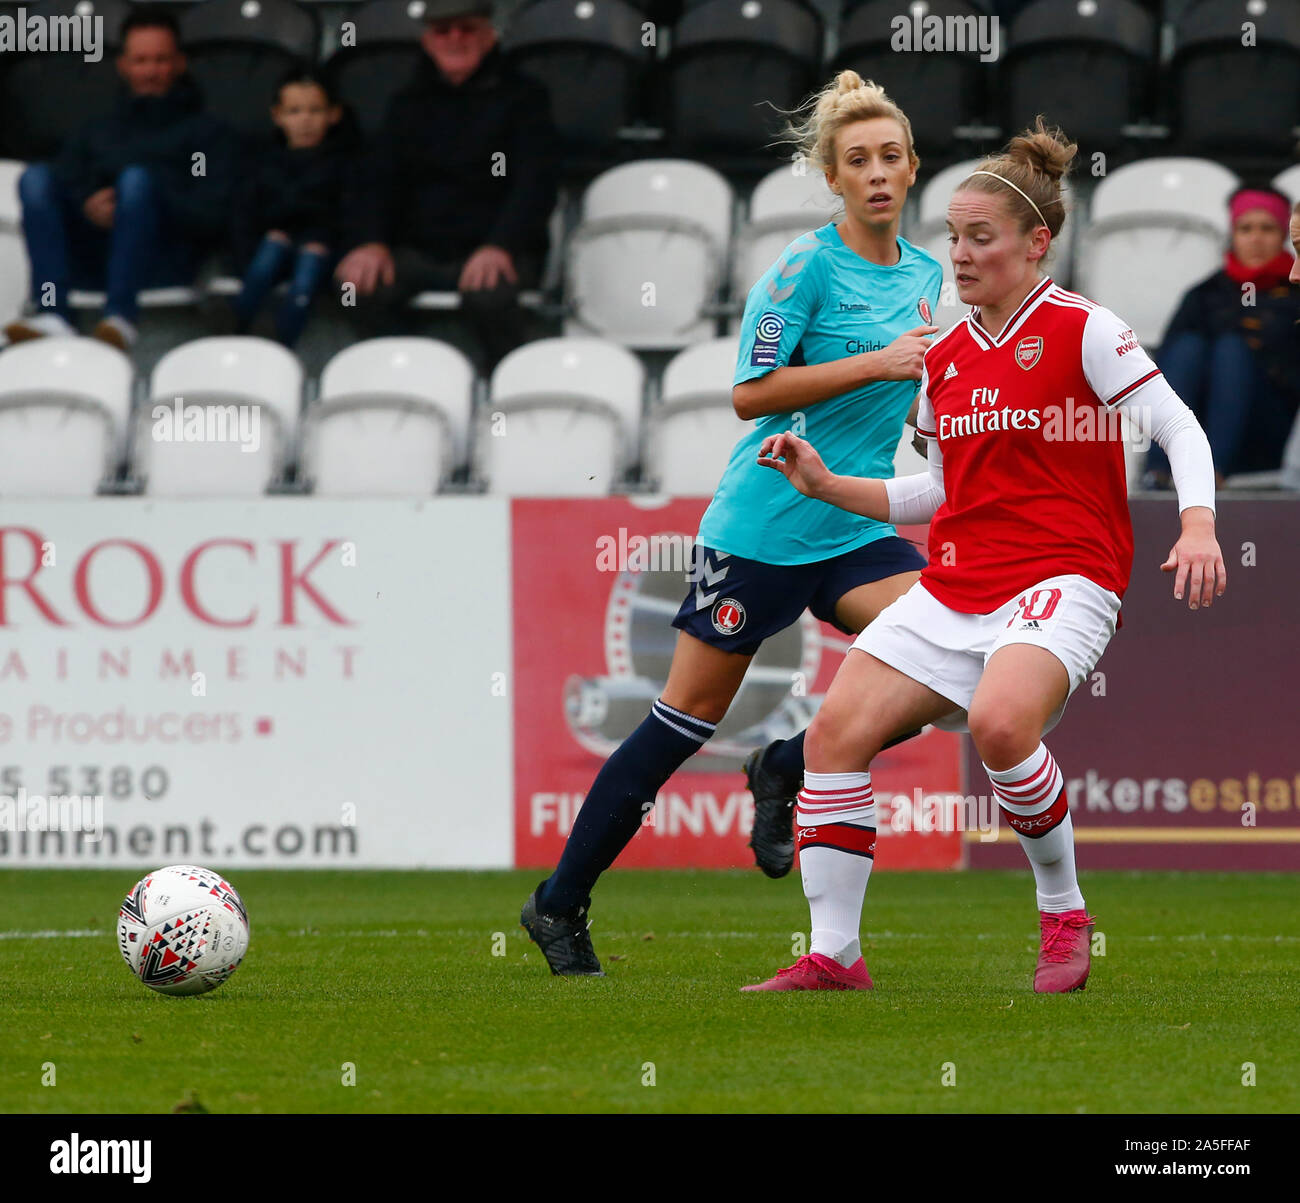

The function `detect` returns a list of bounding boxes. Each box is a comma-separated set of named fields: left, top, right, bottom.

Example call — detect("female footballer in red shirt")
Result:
left=745, top=120, right=1226, bottom=994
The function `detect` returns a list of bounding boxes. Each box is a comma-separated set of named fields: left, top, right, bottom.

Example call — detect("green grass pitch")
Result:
left=1, top=868, right=1296, bottom=1113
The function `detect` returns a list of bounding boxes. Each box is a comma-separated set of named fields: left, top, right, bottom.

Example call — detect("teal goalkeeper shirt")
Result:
left=696, top=223, right=943, bottom=565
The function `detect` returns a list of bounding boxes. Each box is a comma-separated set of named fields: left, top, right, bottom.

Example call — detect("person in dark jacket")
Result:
left=1145, top=185, right=1300, bottom=485
left=3, top=7, right=237, bottom=350
left=334, top=0, right=559, bottom=368
left=229, top=67, right=351, bottom=347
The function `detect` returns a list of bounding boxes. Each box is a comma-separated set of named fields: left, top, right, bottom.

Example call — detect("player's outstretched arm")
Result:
left=755, top=432, right=890, bottom=520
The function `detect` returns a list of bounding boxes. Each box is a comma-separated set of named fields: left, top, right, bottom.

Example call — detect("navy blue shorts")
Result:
left=671, top=536, right=926, bottom=656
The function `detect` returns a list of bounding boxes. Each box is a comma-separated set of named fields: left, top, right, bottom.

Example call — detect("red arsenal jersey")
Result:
left=916, top=278, right=1162, bottom=613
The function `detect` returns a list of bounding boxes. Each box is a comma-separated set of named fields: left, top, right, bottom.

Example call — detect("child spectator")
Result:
left=229, top=68, right=350, bottom=347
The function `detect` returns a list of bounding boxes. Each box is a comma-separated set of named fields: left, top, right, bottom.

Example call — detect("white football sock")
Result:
left=800, top=841, right=873, bottom=966
left=797, top=771, right=876, bottom=967
left=985, top=744, right=1084, bottom=913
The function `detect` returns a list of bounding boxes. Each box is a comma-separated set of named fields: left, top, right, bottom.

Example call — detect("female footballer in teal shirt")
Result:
left=522, top=71, right=943, bottom=976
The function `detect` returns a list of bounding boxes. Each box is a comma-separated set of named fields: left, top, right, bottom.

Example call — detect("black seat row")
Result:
left=0, top=0, right=1296, bottom=170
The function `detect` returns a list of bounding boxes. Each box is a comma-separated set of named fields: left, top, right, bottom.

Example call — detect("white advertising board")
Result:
left=0, top=499, right=513, bottom=867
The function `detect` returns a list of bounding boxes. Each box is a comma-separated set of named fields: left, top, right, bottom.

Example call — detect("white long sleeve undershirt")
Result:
left=882, top=379, right=1217, bottom=525
left=884, top=439, right=946, bottom=525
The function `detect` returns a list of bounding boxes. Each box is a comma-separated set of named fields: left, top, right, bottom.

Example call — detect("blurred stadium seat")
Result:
left=565, top=158, right=732, bottom=348
left=1075, top=156, right=1239, bottom=347
left=179, top=0, right=321, bottom=143
left=831, top=0, right=990, bottom=156
left=0, top=158, right=27, bottom=326
left=140, top=335, right=302, bottom=495
left=322, top=0, right=425, bottom=138
left=646, top=336, right=747, bottom=494
left=730, top=161, right=838, bottom=315
left=304, top=337, right=475, bottom=495
left=1002, top=0, right=1155, bottom=153
left=501, top=0, right=652, bottom=163
left=0, top=337, right=132, bottom=495
left=480, top=336, right=643, bottom=494
left=1273, top=163, right=1300, bottom=206
left=1169, top=0, right=1300, bottom=157
left=0, top=0, right=129, bottom=161
left=657, top=0, right=822, bottom=167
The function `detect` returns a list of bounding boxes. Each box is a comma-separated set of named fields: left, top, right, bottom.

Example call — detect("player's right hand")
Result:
left=334, top=242, right=395, bottom=295
left=872, top=325, right=939, bottom=380
left=757, top=432, right=832, bottom=499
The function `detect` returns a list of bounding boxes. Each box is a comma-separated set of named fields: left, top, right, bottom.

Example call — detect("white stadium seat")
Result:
left=0, top=159, right=23, bottom=228
left=482, top=337, right=644, bottom=495
left=304, top=338, right=475, bottom=496
left=1076, top=157, right=1240, bottom=347
left=648, top=337, right=749, bottom=495
left=731, top=163, right=839, bottom=305
left=1272, top=164, right=1300, bottom=207
left=0, top=337, right=132, bottom=495
left=564, top=159, right=732, bottom=349
left=891, top=426, right=928, bottom=478
left=141, top=336, right=302, bottom=495
left=0, top=230, right=29, bottom=327
left=0, top=161, right=28, bottom=327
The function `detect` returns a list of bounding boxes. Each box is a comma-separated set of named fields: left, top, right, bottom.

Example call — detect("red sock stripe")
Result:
left=797, top=786, right=873, bottom=813
left=796, top=822, right=877, bottom=858
left=993, top=753, right=1057, bottom=800
left=999, top=788, right=1069, bottom=839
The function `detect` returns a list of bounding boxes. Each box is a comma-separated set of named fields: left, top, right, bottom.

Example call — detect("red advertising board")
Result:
left=511, top=498, right=963, bottom=870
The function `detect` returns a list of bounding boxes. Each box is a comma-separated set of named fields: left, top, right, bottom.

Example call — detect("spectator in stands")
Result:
left=334, top=0, right=559, bottom=369
left=3, top=7, right=237, bottom=351
left=229, top=68, right=351, bottom=347
left=1145, top=186, right=1300, bottom=487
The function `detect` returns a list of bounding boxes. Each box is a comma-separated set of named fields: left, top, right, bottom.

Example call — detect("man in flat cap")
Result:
left=335, top=0, right=559, bottom=368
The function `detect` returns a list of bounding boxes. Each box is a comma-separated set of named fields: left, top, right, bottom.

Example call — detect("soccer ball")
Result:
left=117, top=865, right=250, bottom=996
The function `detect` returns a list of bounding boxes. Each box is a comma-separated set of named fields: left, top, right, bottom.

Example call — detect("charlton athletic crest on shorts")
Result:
left=918, top=296, right=932, bottom=324
left=712, top=597, right=746, bottom=636
left=1015, top=335, right=1044, bottom=370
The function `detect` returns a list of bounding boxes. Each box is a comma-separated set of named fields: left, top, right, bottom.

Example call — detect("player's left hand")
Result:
left=1160, top=509, right=1226, bottom=610
left=460, top=245, right=517, bottom=291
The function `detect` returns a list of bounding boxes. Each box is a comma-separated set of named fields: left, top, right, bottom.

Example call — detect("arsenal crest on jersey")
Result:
left=918, top=296, right=933, bottom=324
left=1015, top=335, right=1044, bottom=370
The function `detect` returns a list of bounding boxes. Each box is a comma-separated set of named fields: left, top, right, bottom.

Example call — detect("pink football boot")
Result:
left=1034, top=909, right=1096, bottom=993
left=741, top=952, right=873, bottom=992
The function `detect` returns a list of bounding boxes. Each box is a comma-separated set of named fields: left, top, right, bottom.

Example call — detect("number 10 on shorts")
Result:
left=1007, top=587, right=1063, bottom=628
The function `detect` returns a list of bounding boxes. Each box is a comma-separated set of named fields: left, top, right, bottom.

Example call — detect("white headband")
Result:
left=968, top=170, right=1055, bottom=229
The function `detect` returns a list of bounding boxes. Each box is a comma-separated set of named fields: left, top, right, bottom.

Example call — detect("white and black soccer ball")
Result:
left=117, top=865, right=250, bottom=996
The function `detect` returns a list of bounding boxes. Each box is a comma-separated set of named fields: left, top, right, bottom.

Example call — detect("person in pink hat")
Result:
left=1145, top=185, right=1299, bottom=487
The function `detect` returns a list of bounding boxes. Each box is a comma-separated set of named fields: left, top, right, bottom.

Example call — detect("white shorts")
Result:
left=852, top=574, right=1120, bottom=734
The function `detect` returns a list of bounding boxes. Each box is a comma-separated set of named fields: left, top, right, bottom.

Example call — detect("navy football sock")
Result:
left=763, top=730, right=806, bottom=785
left=536, top=699, right=716, bottom=915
